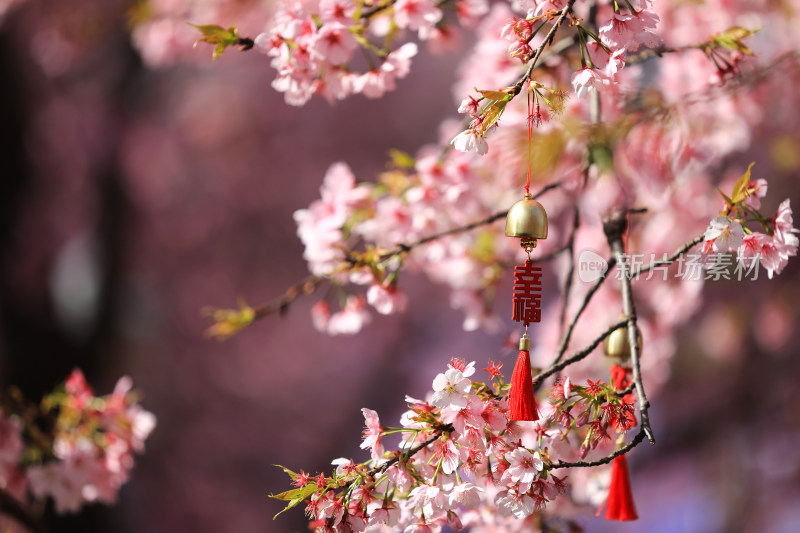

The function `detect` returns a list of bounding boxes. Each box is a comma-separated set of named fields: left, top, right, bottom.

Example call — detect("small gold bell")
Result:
left=604, top=324, right=643, bottom=360
left=505, top=193, right=548, bottom=251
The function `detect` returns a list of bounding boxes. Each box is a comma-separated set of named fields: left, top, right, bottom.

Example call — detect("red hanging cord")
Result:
left=525, top=88, right=533, bottom=195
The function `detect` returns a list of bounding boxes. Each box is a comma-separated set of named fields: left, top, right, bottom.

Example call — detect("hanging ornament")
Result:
left=603, top=323, right=643, bottom=360
left=603, top=454, right=639, bottom=521
left=505, top=88, right=549, bottom=422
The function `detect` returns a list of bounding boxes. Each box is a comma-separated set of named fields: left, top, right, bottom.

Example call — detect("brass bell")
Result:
left=604, top=324, right=643, bottom=360
left=505, top=193, right=548, bottom=251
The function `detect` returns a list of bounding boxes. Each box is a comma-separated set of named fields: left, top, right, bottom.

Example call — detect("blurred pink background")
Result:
left=0, top=1, right=799, bottom=532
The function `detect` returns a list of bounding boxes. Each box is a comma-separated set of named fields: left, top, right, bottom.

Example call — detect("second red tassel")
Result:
left=604, top=454, right=638, bottom=521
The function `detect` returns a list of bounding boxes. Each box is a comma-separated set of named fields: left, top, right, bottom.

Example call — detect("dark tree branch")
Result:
left=368, top=431, right=443, bottom=477
left=558, top=207, right=580, bottom=329
left=512, top=0, right=578, bottom=95
left=533, top=318, right=627, bottom=386
left=550, top=257, right=616, bottom=366
left=604, top=215, right=655, bottom=444
left=378, top=182, right=560, bottom=260
left=550, top=426, right=646, bottom=469
left=210, top=183, right=561, bottom=337
left=633, top=234, right=705, bottom=276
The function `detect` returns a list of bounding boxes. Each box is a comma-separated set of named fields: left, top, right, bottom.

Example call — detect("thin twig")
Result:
left=550, top=426, right=646, bottom=469
left=252, top=275, right=322, bottom=319
left=617, top=382, right=635, bottom=397
left=376, top=181, right=559, bottom=259
left=368, top=431, right=442, bottom=476
left=551, top=257, right=616, bottom=365
left=240, top=183, right=561, bottom=329
left=626, top=44, right=702, bottom=65
left=604, top=215, right=655, bottom=444
left=558, top=207, right=580, bottom=329
left=533, top=318, right=627, bottom=386
left=633, top=234, right=705, bottom=275
left=512, top=0, right=578, bottom=95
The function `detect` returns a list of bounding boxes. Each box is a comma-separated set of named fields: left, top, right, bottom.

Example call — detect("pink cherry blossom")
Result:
left=504, top=447, right=543, bottom=492
left=408, top=483, right=447, bottom=518
left=432, top=439, right=460, bottom=474
left=310, top=23, right=358, bottom=65
left=457, top=95, right=480, bottom=115
left=404, top=523, right=435, bottom=533
left=450, top=129, right=488, bottom=155
left=759, top=238, right=791, bottom=279
left=496, top=488, right=536, bottom=518
left=448, top=358, right=476, bottom=377
left=360, top=408, right=384, bottom=461
left=738, top=232, right=768, bottom=268
left=774, top=199, right=799, bottom=248
left=449, top=482, right=483, bottom=509
left=319, top=0, right=356, bottom=25
left=327, top=295, right=372, bottom=335
left=571, top=67, right=605, bottom=98
left=369, top=500, right=401, bottom=526
left=599, top=10, right=660, bottom=51
left=704, top=216, right=744, bottom=252
left=431, top=368, right=471, bottom=408
left=394, top=0, right=442, bottom=35
left=367, top=283, right=408, bottom=315
left=386, top=463, right=414, bottom=492
left=441, top=394, right=484, bottom=434
left=743, top=178, right=768, bottom=209
left=311, top=301, right=332, bottom=333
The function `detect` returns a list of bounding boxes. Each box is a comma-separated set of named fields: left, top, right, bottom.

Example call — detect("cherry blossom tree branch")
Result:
left=236, top=36, right=254, bottom=51
left=681, top=49, right=800, bottom=106
left=558, top=207, right=580, bottom=329
left=378, top=182, right=560, bottom=259
left=604, top=214, right=655, bottom=444
left=626, top=44, right=703, bottom=65
left=0, top=488, right=47, bottom=533
left=368, top=431, right=444, bottom=476
left=533, top=317, right=628, bottom=386
left=633, top=233, right=705, bottom=275
left=209, top=183, right=561, bottom=337
left=232, top=0, right=460, bottom=50
left=254, top=275, right=322, bottom=320
left=551, top=257, right=616, bottom=365
left=617, top=382, right=635, bottom=396
left=512, top=0, right=578, bottom=96
left=550, top=426, right=646, bottom=469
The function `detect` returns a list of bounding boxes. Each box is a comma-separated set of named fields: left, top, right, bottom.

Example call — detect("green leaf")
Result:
left=712, top=26, right=760, bottom=55
left=388, top=149, right=415, bottom=169
left=274, top=464, right=299, bottom=480
left=717, top=188, right=734, bottom=206
left=479, top=100, right=508, bottom=135
left=189, top=23, right=240, bottom=60
left=269, top=483, right=318, bottom=501
left=474, top=88, right=512, bottom=101
left=204, top=300, right=255, bottom=340
left=730, top=162, right=755, bottom=204
left=269, top=483, right=319, bottom=519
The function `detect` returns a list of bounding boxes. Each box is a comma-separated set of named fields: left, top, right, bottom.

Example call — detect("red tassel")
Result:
left=508, top=349, right=538, bottom=421
left=604, top=454, right=638, bottom=521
